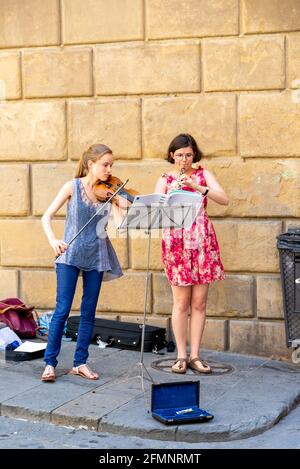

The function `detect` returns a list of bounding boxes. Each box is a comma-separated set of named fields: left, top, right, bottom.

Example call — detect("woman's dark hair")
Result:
left=166, top=133, right=203, bottom=164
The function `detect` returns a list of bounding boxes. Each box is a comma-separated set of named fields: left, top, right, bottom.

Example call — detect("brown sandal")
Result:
left=171, top=358, right=188, bottom=374
left=41, top=365, right=56, bottom=382
left=189, top=357, right=212, bottom=374
left=68, top=364, right=99, bottom=380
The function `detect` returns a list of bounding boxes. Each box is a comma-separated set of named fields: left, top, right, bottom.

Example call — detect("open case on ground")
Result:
left=5, top=341, right=46, bottom=361
left=5, top=348, right=45, bottom=361
left=151, top=380, right=213, bottom=425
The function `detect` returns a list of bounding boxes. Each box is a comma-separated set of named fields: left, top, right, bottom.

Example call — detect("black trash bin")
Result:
left=277, top=227, right=300, bottom=363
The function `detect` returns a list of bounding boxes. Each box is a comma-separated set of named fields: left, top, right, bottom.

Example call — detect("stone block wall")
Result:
left=1, top=0, right=300, bottom=360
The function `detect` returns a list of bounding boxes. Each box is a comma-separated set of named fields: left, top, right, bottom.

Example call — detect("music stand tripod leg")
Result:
left=107, top=228, right=154, bottom=399
left=138, top=228, right=155, bottom=384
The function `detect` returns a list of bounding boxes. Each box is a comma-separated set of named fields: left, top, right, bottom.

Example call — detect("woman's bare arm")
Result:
left=181, top=170, right=229, bottom=206
left=41, top=181, right=73, bottom=256
left=203, top=170, right=229, bottom=205
left=155, top=176, right=167, bottom=194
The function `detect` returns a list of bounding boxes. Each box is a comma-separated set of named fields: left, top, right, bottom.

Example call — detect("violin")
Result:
left=93, top=175, right=139, bottom=206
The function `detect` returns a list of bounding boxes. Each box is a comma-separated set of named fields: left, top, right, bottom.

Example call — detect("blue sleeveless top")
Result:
left=55, top=178, right=123, bottom=282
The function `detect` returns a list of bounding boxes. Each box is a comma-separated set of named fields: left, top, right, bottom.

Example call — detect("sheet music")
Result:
left=165, top=190, right=203, bottom=206
left=133, top=190, right=202, bottom=207
left=118, top=190, right=204, bottom=230
left=14, top=341, right=47, bottom=352
left=133, top=193, right=168, bottom=205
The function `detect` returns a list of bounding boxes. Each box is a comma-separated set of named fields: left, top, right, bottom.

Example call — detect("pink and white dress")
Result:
left=160, top=168, right=225, bottom=286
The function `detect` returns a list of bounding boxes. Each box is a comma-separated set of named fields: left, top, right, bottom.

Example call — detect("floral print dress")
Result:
left=161, top=168, right=225, bottom=286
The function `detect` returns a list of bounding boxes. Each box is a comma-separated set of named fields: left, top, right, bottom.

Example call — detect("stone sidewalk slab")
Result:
left=0, top=343, right=299, bottom=442
left=52, top=379, right=144, bottom=430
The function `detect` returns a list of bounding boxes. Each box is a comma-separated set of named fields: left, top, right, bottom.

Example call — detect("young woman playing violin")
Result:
left=41, top=144, right=125, bottom=382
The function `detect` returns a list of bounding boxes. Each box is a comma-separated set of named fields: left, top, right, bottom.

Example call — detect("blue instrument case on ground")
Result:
left=151, top=380, right=213, bottom=425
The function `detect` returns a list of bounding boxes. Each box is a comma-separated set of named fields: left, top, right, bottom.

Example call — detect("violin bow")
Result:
left=55, top=178, right=129, bottom=260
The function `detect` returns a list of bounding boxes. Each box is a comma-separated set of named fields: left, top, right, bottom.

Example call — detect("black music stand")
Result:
left=116, top=192, right=204, bottom=396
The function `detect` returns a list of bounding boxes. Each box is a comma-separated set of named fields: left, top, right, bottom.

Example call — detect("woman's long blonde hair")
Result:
left=75, top=144, right=113, bottom=178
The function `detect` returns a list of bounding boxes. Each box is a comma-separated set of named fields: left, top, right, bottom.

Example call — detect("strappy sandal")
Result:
left=171, top=358, right=188, bottom=374
left=189, top=357, right=212, bottom=374
left=68, top=364, right=99, bottom=380
left=41, top=365, right=56, bottom=382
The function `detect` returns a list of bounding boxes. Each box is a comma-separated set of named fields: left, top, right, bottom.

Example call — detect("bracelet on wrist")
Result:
left=203, top=187, right=210, bottom=196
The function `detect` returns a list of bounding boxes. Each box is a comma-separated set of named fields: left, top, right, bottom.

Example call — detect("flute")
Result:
left=177, top=168, right=185, bottom=189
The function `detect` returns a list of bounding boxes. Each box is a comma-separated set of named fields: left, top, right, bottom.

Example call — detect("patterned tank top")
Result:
left=55, top=178, right=123, bottom=282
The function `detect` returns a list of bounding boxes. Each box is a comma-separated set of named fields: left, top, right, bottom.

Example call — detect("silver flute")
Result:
left=177, top=168, right=185, bottom=189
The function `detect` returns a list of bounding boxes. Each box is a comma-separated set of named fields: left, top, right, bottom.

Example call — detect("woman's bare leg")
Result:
left=189, top=284, right=209, bottom=364
left=171, top=285, right=191, bottom=370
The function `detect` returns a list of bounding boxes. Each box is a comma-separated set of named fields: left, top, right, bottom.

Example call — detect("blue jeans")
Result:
left=44, top=264, right=103, bottom=368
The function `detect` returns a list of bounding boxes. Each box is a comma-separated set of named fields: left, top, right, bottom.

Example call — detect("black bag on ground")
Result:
left=5, top=348, right=45, bottom=362
left=66, top=316, right=167, bottom=353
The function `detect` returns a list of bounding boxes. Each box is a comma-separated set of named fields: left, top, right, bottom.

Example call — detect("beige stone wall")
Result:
left=1, top=0, right=299, bottom=360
